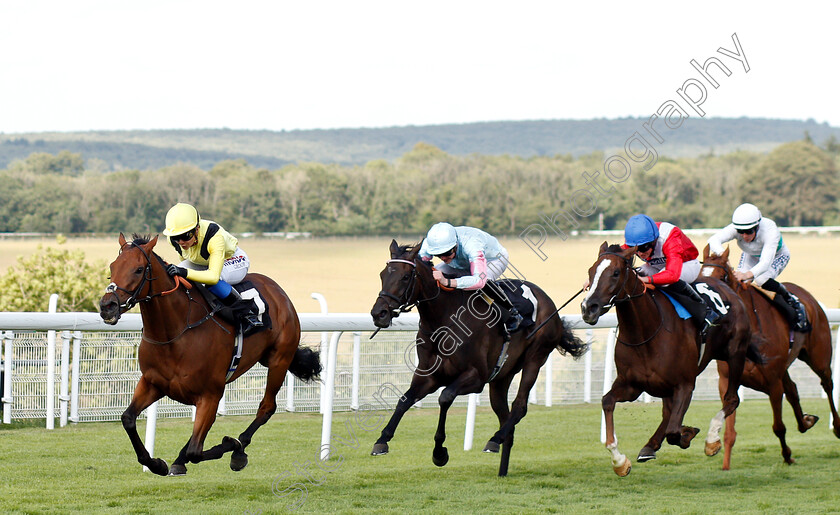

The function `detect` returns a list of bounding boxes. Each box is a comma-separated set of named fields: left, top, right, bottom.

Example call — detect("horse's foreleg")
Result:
left=767, top=381, right=794, bottom=464
left=664, top=383, right=697, bottom=448
left=781, top=372, right=818, bottom=433
left=602, top=379, right=641, bottom=477
left=167, top=393, right=222, bottom=476
left=121, top=377, right=168, bottom=476
left=371, top=377, right=439, bottom=456
left=433, top=369, right=483, bottom=468
left=639, top=397, right=673, bottom=462
left=705, top=367, right=728, bottom=457
left=722, top=347, right=747, bottom=417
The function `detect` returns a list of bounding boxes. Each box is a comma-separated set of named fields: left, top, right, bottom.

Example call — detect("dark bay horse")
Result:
left=98, top=234, right=320, bottom=476
left=369, top=240, right=587, bottom=476
left=701, top=244, right=839, bottom=465
left=581, top=243, right=754, bottom=476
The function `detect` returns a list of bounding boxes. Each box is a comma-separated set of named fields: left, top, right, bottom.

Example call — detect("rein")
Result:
left=370, top=257, right=442, bottom=339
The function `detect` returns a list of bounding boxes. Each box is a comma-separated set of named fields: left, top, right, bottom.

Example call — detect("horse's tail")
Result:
left=289, top=346, right=322, bottom=382
left=555, top=317, right=589, bottom=359
left=746, top=332, right=768, bottom=365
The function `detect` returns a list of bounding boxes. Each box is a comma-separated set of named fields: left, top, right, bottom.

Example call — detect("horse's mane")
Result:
left=131, top=234, right=153, bottom=246
left=606, top=243, right=624, bottom=253
left=129, top=233, right=169, bottom=266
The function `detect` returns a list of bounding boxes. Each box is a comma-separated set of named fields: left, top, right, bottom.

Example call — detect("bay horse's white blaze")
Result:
left=583, top=259, right=611, bottom=304
left=701, top=266, right=715, bottom=277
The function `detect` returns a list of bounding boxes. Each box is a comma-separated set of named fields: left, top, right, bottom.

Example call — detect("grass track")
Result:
left=2, top=399, right=840, bottom=513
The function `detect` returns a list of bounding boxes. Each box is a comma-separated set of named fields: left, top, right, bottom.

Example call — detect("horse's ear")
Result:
left=722, top=246, right=730, bottom=259
left=118, top=232, right=127, bottom=247
left=598, top=241, right=608, bottom=255
left=622, top=246, right=636, bottom=260
left=389, top=239, right=400, bottom=258
left=147, top=235, right=159, bottom=250
left=407, top=242, right=422, bottom=260
left=702, top=243, right=711, bottom=259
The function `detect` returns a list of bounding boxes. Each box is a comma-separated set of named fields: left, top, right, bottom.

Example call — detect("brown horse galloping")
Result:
left=369, top=241, right=588, bottom=476
left=581, top=243, right=755, bottom=476
left=701, top=244, right=839, bottom=465
left=99, top=234, right=320, bottom=476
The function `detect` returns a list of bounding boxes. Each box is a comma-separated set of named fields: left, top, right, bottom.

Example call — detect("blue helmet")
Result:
left=624, top=214, right=659, bottom=246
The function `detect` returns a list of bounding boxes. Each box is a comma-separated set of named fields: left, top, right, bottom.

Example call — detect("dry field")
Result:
left=0, top=232, right=837, bottom=313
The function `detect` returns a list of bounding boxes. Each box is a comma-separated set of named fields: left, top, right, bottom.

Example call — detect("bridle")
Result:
left=104, top=242, right=158, bottom=311
left=596, top=252, right=647, bottom=310
left=103, top=241, right=223, bottom=344
left=700, top=261, right=731, bottom=284
left=596, top=251, right=664, bottom=347
left=377, top=258, right=440, bottom=317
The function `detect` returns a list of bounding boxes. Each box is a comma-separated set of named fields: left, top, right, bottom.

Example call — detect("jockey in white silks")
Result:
left=707, top=203, right=810, bottom=332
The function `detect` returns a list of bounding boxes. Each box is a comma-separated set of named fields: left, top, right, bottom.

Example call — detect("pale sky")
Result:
left=1, top=1, right=837, bottom=133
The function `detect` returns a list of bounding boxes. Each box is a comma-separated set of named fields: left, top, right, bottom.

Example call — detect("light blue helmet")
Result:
left=624, top=214, right=659, bottom=246
left=425, top=222, right=458, bottom=255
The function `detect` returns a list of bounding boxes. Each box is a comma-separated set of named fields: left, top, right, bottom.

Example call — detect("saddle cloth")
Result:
left=488, top=279, right=539, bottom=330
left=195, top=280, right=273, bottom=337
left=661, top=282, right=730, bottom=321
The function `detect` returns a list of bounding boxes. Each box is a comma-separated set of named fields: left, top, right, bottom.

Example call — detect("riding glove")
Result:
left=166, top=264, right=189, bottom=278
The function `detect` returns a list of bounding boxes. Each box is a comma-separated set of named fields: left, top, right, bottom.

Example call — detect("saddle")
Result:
left=483, top=280, right=538, bottom=332
left=193, top=281, right=273, bottom=337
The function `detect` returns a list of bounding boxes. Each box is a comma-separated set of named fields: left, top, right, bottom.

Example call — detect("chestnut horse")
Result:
left=581, top=243, right=755, bottom=476
left=701, top=244, right=839, bottom=465
left=99, top=234, right=321, bottom=476
left=369, top=241, right=588, bottom=476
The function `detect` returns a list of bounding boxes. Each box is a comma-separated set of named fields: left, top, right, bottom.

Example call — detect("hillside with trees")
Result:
left=2, top=117, right=839, bottom=171
left=1, top=137, right=837, bottom=236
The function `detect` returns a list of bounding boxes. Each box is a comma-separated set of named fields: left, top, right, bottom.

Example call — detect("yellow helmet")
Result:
left=162, top=203, right=199, bottom=236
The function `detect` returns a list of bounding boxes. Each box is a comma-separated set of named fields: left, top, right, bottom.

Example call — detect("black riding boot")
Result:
left=662, top=280, right=720, bottom=335
left=764, top=280, right=811, bottom=333
left=485, top=282, right=524, bottom=334
left=221, top=288, right=263, bottom=334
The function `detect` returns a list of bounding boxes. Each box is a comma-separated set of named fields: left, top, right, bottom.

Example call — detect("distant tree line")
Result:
left=1, top=139, right=838, bottom=237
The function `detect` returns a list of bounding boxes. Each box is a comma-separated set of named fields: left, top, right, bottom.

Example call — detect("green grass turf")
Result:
left=1, top=398, right=840, bottom=514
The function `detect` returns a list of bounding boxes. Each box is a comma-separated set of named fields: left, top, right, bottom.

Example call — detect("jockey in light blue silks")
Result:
left=419, top=222, right=523, bottom=332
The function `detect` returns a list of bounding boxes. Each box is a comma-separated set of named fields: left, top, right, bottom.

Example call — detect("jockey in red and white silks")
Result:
left=623, top=221, right=701, bottom=285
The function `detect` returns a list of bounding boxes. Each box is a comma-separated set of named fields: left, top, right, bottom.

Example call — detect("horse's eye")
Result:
left=401, top=274, right=410, bottom=282
left=613, top=270, right=620, bottom=277
left=135, top=267, right=144, bottom=274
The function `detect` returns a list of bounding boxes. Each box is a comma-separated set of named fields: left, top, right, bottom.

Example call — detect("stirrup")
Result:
left=505, top=313, right=523, bottom=333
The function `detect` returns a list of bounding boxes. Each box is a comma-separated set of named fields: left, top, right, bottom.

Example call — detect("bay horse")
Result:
left=98, top=233, right=321, bottom=476
left=369, top=240, right=588, bottom=476
left=701, top=244, right=839, bottom=465
left=581, top=243, right=755, bottom=476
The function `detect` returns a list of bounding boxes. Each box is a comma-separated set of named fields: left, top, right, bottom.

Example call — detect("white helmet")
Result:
left=732, top=203, right=761, bottom=230
left=425, top=222, right=458, bottom=255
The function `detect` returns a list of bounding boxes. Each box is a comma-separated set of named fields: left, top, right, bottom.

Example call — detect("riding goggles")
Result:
left=736, top=227, right=757, bottom=235
left=172, top=229, right=196, bottom=242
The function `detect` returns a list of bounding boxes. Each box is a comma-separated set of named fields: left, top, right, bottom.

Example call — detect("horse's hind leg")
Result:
left=766, top=381, right=795, bottom=464
left=122, top=377, right=168, bottom=476
left=483, top=375, right=514, bottom=453
left=799, top=342, right=840, bottom=437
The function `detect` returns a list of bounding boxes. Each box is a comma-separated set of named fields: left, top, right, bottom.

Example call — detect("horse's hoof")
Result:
left=613, top=458, right=632, bottom=477
left=168, top=463, right=187, bottom=476
left=432, top=446, right=449, bottom=467
left=146, top=458, right=169, bottom=476
left=801, top=414, right=819, bottom=432
left=230, top=451, right=248, bottom=472
left=705, top=440, right=722, bottom=457
left=371, top=443, right=389, bottom=456
left=483, top=441, right=500, bottom=453
left=637, top=447, right=657, bottom=462
left=679, top=427, right=700, bottom=449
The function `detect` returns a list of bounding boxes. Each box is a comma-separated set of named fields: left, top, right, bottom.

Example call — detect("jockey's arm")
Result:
left=708, top=225, right=736, bottom=255
left=454, top=251, right=488, bottom=290
left=748, top=227, right=781, bottom=280
left=184, top=235, right=226, bottom=285
left=648, top=238, right=684, bottom=286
